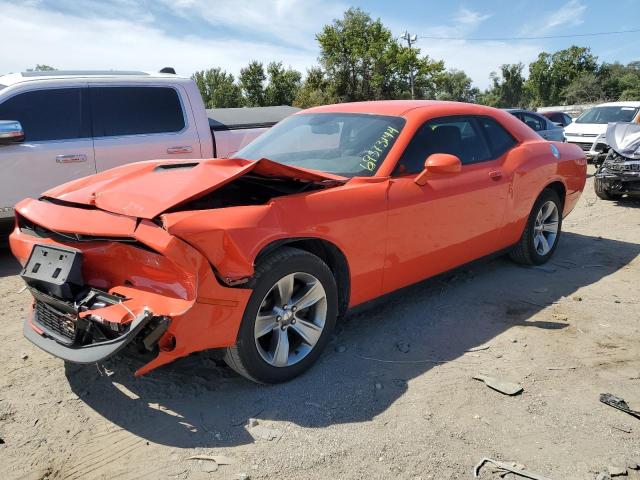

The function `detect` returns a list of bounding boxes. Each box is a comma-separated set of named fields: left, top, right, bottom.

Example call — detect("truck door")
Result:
left=89, top=85, right=201, bottom=172
left=0, top=86, right=96, bottom=215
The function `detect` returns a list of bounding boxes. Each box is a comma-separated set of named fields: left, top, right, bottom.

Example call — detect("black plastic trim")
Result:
left=24, top=309, right=152, bottom=364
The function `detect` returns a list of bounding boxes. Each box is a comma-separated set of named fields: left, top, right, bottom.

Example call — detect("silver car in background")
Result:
left=506, top=109, right=566, bottom=142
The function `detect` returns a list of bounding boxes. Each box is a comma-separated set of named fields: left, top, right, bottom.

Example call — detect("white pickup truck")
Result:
left=0, top=70, right=299, bottom=234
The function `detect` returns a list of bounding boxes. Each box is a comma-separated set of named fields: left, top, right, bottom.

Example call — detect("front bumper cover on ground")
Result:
left=24, top=308, right=152, bottom=364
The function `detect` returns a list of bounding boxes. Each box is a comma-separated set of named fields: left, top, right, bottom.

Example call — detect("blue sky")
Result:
left=3, top=0, right=639, bottom=89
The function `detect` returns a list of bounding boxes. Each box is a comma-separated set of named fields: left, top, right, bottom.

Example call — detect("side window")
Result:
left=521, top=113, right=546, bottom=132
left=0, top=88, right=88, bottom=142
left=91, top=87, right=185, bottom=137
left=395, top=116, right=492, bottom=175
left=563, top=114, right=573, bottom=126
left=478, top=117, right=517, bottom=158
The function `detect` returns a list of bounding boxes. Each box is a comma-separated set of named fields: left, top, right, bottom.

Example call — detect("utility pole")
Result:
left=401, top=31, right=418, bottom=99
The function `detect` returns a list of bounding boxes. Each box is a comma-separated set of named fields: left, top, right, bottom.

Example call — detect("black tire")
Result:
left=509, top=188, right=563, bottom=266
left=594, top=176, right=623, bottom=201
left=224, top=247, right=337, bottom=384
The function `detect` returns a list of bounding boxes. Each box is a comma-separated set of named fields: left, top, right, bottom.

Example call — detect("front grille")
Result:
left=34, top=300, right=78, bottom=344
left=571, top=141, right=593, bottom=152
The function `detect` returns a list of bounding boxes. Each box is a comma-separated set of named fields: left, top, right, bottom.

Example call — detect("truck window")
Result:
left=0, top=88, right=88, bottom=142
left=91, top=86, right=185, bottom=137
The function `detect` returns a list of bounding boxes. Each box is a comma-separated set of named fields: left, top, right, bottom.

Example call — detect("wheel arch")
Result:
left=255, top=237, right=351, bottom=318
left=544, top=180, right=566, bottom=207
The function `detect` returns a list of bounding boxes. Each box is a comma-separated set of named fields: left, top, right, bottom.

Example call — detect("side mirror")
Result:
left=415, top=153, right=462, bottom=186
left=0, top=120, right=25, bottom=145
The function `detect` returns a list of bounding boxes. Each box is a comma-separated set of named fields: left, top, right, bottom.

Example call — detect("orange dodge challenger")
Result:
left=10, top=101, right=586, bottom=383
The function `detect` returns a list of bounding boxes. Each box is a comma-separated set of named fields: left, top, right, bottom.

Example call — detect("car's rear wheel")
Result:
left=224, top=247, right=337, bottom=384
left=509, top=189, right=563, bottom=265
left=594, top=176, right=623, bottom=201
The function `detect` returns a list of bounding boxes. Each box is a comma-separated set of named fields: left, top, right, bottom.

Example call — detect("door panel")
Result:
left=90, top=85, right=201, bottom=172
left=383, top=161, right=509, bottom=293
left=0, top=86, right=96, bottom=212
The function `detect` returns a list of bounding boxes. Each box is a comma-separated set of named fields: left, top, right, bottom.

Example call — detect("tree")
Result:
left=599, top=61, right=640, bottom=102
left=265, top=62, right=302, bottom=106
left=191, top=68, right=243, bottom=108
left=526, top=46, right=598, bottom=106
left=435, top=69, right=479, bottom=103
left=27, top=64, right=56, bottom=71
left=316, top=7, right=443, bottom=101
left=478, top=63, right=527, bottom=108
left=293, top=67, right=336, bottom=108
left=239, top=61, right=266, bottom=107
left=563, top=72, right=605, bottom=104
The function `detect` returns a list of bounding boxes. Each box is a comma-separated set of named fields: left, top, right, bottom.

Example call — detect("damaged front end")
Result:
left=10, top=157, right=344, bottom=375
left=595, top=123, right=640, bottom=196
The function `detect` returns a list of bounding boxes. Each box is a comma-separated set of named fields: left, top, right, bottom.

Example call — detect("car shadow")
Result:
left=65, top=231, right=640, bottom=448
left=0, top=246, right=21, bottom=278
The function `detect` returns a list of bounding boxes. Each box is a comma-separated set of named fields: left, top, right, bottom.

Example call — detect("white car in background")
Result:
left=0, top=69, right=299, bottom=235
left=564, top=101, right=640, bottom=163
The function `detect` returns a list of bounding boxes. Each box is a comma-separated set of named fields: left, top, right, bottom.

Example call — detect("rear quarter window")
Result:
left=478, top=117, right=517, bottom=158
left=91, top=86, right=185, bottom=137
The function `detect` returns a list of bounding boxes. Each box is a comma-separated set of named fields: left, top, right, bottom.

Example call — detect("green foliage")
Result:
left=191, top=68, right=243, bottom=108
left=562, top=72, right=605, bottom=104
left=27, top=65, right=56, bottom=72
left=265, top=62, right=302, bottom=106
left=293, top=67, right=336, bottom=108
left=436, top=69, right=479, bottom=103
left=316, top=7, right=444, bottom=101
left=526, top=46, right=598, bottom=106
left=478, top=63, right=527, bottom=108
left=239, top=61, right=266, bottom=107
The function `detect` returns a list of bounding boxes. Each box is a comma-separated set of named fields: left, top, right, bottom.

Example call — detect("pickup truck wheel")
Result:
left=509, top=189, right=563, bottom=266
left=594, top=177, right=623, bottom=201
left=224, top=247, right=337, bottom=384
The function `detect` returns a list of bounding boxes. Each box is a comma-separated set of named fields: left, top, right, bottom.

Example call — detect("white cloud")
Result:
left=525, top=0, right=587, bottom=34
left=0, top=1, right=541, bottom=90
left=0, top=1, right=320, bottom=78
left=454, top=7, right=492, bottom=27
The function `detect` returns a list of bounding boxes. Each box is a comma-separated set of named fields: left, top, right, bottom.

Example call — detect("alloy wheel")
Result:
left=254, top=272, right=327, bottom=367
left=533, top=200, right=559, bottom=256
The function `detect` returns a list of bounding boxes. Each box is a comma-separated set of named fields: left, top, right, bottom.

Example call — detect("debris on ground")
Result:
left=473, top=375, right=523, bottom=396
left=335, top=345, right=347, bottom=353
left=237, top=473, right=250, bottom=480
left=473, top=457, right=551, bottom=479
left=627, top=460, right=640, bottom=470
left=600, top=393, right=640, bottom=420
left=608, top=465, right=627, bottom=477
left=596, top=473, right=611, bottom=480
left=466, top=345, right=491, bottom=352
left=396, top=341, right=410, bottom=353
left=246, top=421, right=283, bottom=441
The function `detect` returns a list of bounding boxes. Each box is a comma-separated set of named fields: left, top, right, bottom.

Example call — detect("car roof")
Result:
left=0, top=70, right=186, bottom=87
left=504, top=108, right=542, bottom=115
left=594, top=101, right=640, bottom=108
left=304, top=100, right=507, bottom=117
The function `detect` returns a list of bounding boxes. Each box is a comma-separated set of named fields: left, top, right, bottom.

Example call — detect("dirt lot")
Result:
left=1, top=169, right=639, bottom=480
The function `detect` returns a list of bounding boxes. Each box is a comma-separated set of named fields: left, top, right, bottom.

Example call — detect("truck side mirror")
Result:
left=415, top=153, right=462, bottom=186
left=0, top=121, right=25, bottom=145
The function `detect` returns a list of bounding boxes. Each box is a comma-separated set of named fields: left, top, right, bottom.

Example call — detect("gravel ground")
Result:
left=1, top=168, right=639, bottom=480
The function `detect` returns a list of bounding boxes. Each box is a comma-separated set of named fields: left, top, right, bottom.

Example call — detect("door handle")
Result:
left=56, top=154, right=87, bottom=164
left=167, top=146, right=193, bottom=154
left=488, top=170, right=502, bottom=180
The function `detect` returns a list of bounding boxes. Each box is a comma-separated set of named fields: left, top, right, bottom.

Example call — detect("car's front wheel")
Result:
left=224, top=247, right=337, bottom=384
left=509, top=188, right=563, bottom=265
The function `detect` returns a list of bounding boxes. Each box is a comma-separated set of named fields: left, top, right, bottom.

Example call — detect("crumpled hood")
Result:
left=43, top=158, right=347, bottom=219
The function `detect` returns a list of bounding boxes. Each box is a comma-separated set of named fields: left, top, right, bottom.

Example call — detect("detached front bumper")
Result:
left=24, top=308, right=152, bottom=364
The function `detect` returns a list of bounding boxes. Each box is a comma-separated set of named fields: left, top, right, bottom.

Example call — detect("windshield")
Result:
left=576, top=106, right=639, bottom=124
left=234, top=113, right=406, bottom=177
